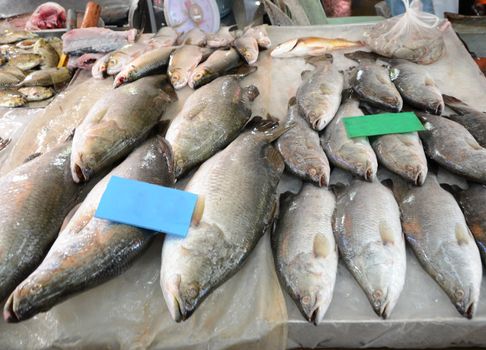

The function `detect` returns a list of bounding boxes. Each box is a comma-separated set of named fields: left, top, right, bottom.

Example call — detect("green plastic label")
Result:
left=343, top=112, right=425, bottom=138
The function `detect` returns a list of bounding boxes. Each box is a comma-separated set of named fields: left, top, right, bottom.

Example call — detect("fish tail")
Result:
left=442, top=94, right=464, bottom=107
left=247, top=115, right=293, bottom=142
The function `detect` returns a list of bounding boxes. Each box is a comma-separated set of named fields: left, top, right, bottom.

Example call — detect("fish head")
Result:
left=271, top=39, right=298, bottom=58
left=296, top=286, right=333, bottom=325
left=168, top=68, right=187, bottom=90
left=106, top=53, right=131, bottom=76
left=188, top=67, right=215, bottom=89
left=306, top=162, right=330, bottom=187
left=162, top=271, right=204, bottom=322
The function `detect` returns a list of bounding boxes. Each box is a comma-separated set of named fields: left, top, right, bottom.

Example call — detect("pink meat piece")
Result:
left=67, top=53, right=105, bottom=70
left=25, top=2, right=66, bottom=30
left=62, top=27, right=138, bottom=55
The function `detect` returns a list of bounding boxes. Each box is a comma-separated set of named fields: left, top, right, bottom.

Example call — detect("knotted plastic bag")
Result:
left=364, top=0, right=445, bottom=64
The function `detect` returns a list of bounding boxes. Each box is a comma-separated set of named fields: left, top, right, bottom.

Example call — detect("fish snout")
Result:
left=299, top=291, right=327, bottom=325
left=307, top=165, right=329, bottom=187
left=370, top=288, right=394, bottom=319
left=454, top=287, right=477, bottom=319
left=3, top=280, right=44, bottom=323
left=71, top=159, right=93, bottom=183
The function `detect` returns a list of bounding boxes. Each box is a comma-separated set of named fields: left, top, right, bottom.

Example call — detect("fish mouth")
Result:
left=3, top=293, right=20, bottom=323
left=72, top=163, right=91, bottom=183
left=414, top=170, right=427, bottom=186
left=455, top=288, right=477, bottom=319
left=370, top=288, right=393, bottom=319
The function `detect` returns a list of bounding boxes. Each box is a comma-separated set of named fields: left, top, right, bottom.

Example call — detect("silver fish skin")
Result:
left=442, top=95, right=486, bottom=148
left=188, top=48, right=241, bottom=89
left=206, top=26, right=235, bottom=48
left=393, top=60, right=443, bottom=114
left=391, top=173, right=483, bottom=318
left=168, top=45, right=212, bottom=90
left=321, top=98, right=378, bottom=181
left=276, top=100, right=330, bottom=186
left=160, top=123, right=285, bottom=322
left=71, top=75, right=176, bottom=183
left=17, top=67, right=72, bottom=87
left=372, top=132, right=428, bottom=185
left=234, top=35, right=259, bottom=65
left=332, top=172, right=406, bottom=319
left=113, top=46, right=174, bottom=88
left=177, top=28, right=207, bottom=46
left=4, top=136, right=175, bottom=322
left=272, top=184, right=337, bottom=324
left=166, top=75, right=259, bottom=178
left=296, top=57, right=343, bottom=131
left=418, top=113, right=486, bottom=184
left=0, top=143, right=98, bottom=303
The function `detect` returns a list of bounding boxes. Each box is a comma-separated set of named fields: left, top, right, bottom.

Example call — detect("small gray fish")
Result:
left=168, top=45, right=213, bottom=90
left=188, top=48, right=241, bottom=89
left=4, top=136, right=175, bottom=322
left=372, top=133, right=428, bottom=185
left=276, top=98, right=330, bottom=186
left=442, top=95, right=486, bottom=148
left=234, top=35, right=259, bottom=65
left=113, top=46, right=174, bottom=88
left=296, top=55, right=343, bottom=131
left=0, top=89, right=26, bottom=107
left=321, top=98, right=377, bottom=181
left=419, top=113, right=486, bottom=184
left=332, top=170, right=406, bottom=319
left=18, top=86, right=54, bottom=102
left=17, top=67, right=72, bottom=87
left=166, top=75, right=259, bottom=177
left=391, top=173, right=482, bottom=318
left=7, top=53, right=42, bottom=70
left=272, top=185, right=337, bottom=324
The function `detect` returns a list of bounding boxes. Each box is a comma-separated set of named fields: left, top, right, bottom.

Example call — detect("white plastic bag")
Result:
left=364, top=0, right=446, bottom=64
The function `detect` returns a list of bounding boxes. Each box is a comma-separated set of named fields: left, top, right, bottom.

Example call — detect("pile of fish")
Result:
left=90, top=25, right=270, bottom=90
left=0, top=26, right=484, bottom=332
left=0, top=29, right=71, bottom=107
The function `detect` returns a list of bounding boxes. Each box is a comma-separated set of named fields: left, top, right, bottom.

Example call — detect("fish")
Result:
left=188, top=48, right=242, bottom=89
left=0, top=89, right=26, bottom=107
left=46, top=37, right=63, bottom=57
left=0, top=143, right=98, bottom=303
left=2, top=65, right=25, bottom=80
left=168, top=45, right=213, bottom=90
left=296, top=55, right=343, bottom=131
left=372, top=133, right=428, bottom=185
left=148, top=26, right=178, bottom=48
left=7, top=53, right=42, bottom=70
left=271, top=37, right=361, bottom=58
left=166, top=75, right=259, bottom=178
left=390, top=172, right=482, bottom=318
left=177, top=27, right=207, bottom=46
left=0, top=30, right=37, bottom=45
left=272, top=185, right=337, bottom=324
left=33, top=38, right=59, bottom=68
left=4, top=136, right=175, bottom=322
left=332, top=170, right=406, bottom=319
left=206, top=26, right=235, bottom=48
left=160, top=120, right=286, bottom=322
left=418, top=113, right=486, bottom=184
left=18, top=86, right=54, bottom=102
left=321, top=97, right=378, bottom=181
left=276, top=98, right=330, bottom=186
left=244, top=25, right=271, bottom=49
left=105, top=43, right=145, bottom=76
left=453, top=183, right=486, bottom=265
left=0, top=71, right=22, bottom=87
left=442, top=95, right=486, bottom=147
left=345, top=53, right=403, bottom=112
left=17, top=67, right=72, bottom=87
left=113, top=46, right=174, bottom=88
left=71, top=75, right=176, bottom=183
left=234, top=35, right=259, bottom=65
left=91, top=53, right=111, bottom=79
left=393, top=60, right=443, bottom=114
left=62, top=27, right=138, bottom=55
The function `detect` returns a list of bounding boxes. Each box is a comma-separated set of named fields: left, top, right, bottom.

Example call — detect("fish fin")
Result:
left=442, top=94, right=463, bottom=106
left=288, top=96, right=297, bottom=107
left=23, top=152, right=42, bottom=163
left=436, top=166, right=470, bottom=190
left=227, top=64, right=257, bottom=79
left=65, top=128, right=76, bottom=142
left=160, top=79, right=178, bottom=102
left=313, top=234, right=330, bottom=258
left=330, top=167, right=353, bottom=189
left=305, top=54, right=333, bottom=67
left=455, top=224, right=472, bottom=246
left=301, top=70, right=312, bottom=80
left=379, top=222, right=396, bottom=245
left=0, top=137, right=11, bottom=152
left=344, top=50, right=379, bottom=63
left=264, top=145, right=285, bottom=175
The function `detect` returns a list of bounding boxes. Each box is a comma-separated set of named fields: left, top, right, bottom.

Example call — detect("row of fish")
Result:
left=91, top=25, right=270, bottom=90
left=0, top=29, right=72, bottom=107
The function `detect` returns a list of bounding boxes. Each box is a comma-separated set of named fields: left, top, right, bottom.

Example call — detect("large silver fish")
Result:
left=276, top=98, right=330, bottom=186
left=4, top=136, right=175, bottom=322
left=418, top=113, right=486, bottom=184
left=372, top=133, right=428, bottom=185
left=321, top=98, right=377, bottom=181
left=272, top=184, right=337, bottom=324
left=166, top=75, right=258, bottom=178
left=0, top=143, right=98, bottom=303
left=391, top=173, right=483, bottom=318
left=332, top=170, right=406, bottom=318
left=442, top=95, right=486, bottom=148
left=160, top=121, right=286, bottom=322
left=71, top=75, right=176, bottom=183
left=296, top=55, right=343, bottom=131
